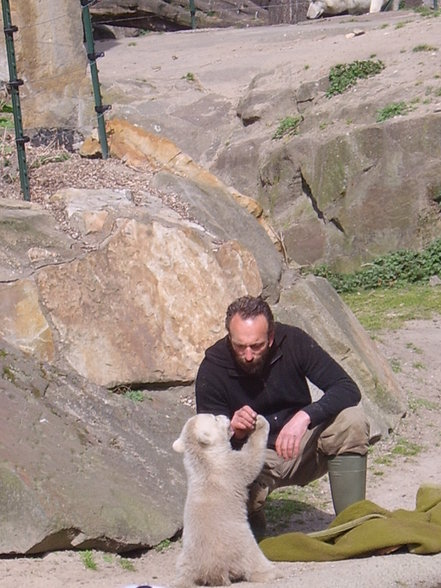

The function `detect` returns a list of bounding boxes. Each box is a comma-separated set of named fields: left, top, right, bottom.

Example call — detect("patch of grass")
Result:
left=182, top=72, right=196, bottom=82
left=310, top=238, right=441, bottom=293
left=406, top=342, right=422, bottom=354
left=412, top=361, right=425, bottom=370
left=326, top=59, right=385, bottom=97
left=265, top=481, right=328, bottom=532
left=376, top=101, right=411, bottom=122
left=0, top=101, right=13, bottom=129
left=413, top=6, right=441, bottom=16
left=408, top=396, right=440, bottom=412
left=119, top=557, right=136, bottom=571
left=80, top=550, right=98, bottom=571
left=272, top=115, right=302, bottom=140
left=341, top=284, right=441, bottom=331
left=389, top=358, right=402, bottom=373
left=30, top=152, right=70, bottom=169
left=412, top=44, right=438, bottom=52
left=391, top=437, right=423, bottom=457
left=123, top=389, right=145, bottom=402
left=373, top=454, right=393, bottom=466
left=155, top=539, right=171, bottom=552
left=2, top=365, right=15, bottom=383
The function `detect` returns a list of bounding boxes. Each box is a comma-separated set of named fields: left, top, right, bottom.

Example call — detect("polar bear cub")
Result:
left=173, top=413, right=275, bottom=587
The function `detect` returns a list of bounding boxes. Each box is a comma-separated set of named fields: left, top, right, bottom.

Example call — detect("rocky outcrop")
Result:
left=94, top=15, right=441, bottom=273
left=0, top=339, right=193, bottom=554
left=0, top=1, right=92, bottom=130
left=259, top=115, right=441, bottom=272
left=0, top=194, right=263, bottom=388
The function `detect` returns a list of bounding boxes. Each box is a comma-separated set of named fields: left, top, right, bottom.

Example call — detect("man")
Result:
left=195, top=295, right=370, bottom=536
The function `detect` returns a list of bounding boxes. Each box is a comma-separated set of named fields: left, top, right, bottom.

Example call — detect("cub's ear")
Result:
left=173, top=437, right=185, bottom=453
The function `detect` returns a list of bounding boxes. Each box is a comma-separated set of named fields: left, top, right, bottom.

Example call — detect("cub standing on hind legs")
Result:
left=173, top=412, right=275, bottom=587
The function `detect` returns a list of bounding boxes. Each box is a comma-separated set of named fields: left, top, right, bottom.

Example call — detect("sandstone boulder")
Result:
left=0, top=339, right=192, bottom=554
left=36, top=216, right=262, bottom=387
left=0, top=1, right=92, bottom=130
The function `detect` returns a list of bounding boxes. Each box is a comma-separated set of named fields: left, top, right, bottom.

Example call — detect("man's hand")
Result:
left=275, top=410, right=311, bottom=460
left=230, top=405, right=257, bottom=440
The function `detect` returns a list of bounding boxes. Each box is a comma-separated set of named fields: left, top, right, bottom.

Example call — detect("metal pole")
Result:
left=80, top=0, right=110, bottom=159
left=1, top=0, right=30, bottom=201
left=189, top=0, right=196, bottom=29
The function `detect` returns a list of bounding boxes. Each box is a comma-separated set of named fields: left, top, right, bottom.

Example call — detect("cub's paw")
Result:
left=255, top=414, right=270, bottom=433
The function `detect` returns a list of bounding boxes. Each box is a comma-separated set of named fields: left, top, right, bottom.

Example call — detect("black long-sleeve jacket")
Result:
left=195, top=323, right=361, bottom=449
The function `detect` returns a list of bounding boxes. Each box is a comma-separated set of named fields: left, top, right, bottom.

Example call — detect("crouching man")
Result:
left=195, top=295, right=370, bottom=538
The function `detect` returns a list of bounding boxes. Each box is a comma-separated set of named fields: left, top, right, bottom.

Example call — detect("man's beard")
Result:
left=234, top=346, right=271, bottom=376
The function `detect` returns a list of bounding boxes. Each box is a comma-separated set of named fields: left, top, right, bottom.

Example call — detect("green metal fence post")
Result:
left=80, top=0, right=110, bottom=159
left=189, top=0, right=196, bottom=29
left=1, top=0, right=30, bottom=201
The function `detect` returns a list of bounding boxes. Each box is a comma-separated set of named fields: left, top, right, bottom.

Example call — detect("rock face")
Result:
left=96, top=14, right=441, bottom=273
left=36, top=217, right=261, bottom=387
left=259, top=116, right=441, bottom=272
left=0, top=1, right=92, bottom=130
left=0, top=340, right=193, bottom=555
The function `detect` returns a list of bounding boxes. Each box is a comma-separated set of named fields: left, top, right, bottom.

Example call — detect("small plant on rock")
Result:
left=376, top=101, right=411, bottom=122
left=412, top=44, right=438, bottom=52
left=326, top=59, right=385, bottom=97
left=272, top=115, right=302, bottom=140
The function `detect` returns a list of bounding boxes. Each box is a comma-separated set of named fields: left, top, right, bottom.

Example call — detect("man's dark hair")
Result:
left=225, top=295, right=274, bottom=334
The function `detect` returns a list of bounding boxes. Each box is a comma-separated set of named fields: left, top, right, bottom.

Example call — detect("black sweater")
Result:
left=195, top=323, right=361, bottom=449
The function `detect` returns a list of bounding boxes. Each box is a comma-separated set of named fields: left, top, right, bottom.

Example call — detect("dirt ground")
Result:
left=1, top=10, right=441, bottom=588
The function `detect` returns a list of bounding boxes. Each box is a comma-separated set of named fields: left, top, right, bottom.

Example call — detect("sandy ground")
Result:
left=2, top=12, right=441, bottom=588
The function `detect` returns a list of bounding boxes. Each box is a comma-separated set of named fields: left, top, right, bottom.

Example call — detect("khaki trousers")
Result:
left=248, top=405, right=370, bottom=514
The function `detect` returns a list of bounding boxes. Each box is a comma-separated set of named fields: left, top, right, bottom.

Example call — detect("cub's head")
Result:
left=173, top=413, right=232, bottom=454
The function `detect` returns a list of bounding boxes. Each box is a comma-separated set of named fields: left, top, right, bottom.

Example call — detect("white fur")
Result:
left=306, top=0, right=393, bottom=18
left=173, top=413, right=275, bottom=587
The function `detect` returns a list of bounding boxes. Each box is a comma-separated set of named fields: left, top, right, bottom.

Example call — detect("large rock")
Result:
left=0, top=339, right=192, bottom=554
left=103, top=118, right=283, bottom=300
left=259, top=115, right=441, bottom=271
left=36, top=217, right=262, bottom=387
left=0, top=1, right=92, bottom=130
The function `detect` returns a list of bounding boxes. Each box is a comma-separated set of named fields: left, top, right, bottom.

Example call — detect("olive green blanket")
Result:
left=260, top=484, right=441, bottom=561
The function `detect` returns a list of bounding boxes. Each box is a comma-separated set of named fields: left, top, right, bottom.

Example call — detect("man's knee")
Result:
left=318, top=405, right=370, bottom=456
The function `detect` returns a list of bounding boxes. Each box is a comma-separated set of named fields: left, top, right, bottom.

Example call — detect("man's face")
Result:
left=228, top=314, right=274, bottom=375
